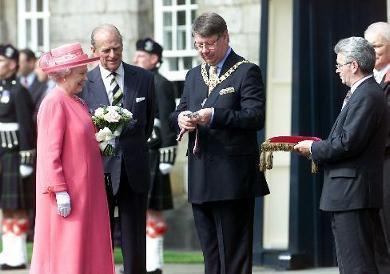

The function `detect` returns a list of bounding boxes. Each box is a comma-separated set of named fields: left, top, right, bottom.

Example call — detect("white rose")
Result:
left=122, top=109, right=133, bottom=119
left=106, top=106, right=119, bottom=112
left=96, top=127, right=114, bottom=142
left=103, top=110, right=121, bottom=123
left=94, top=107, right=105, bottom=118
left=95, top=129, right=106, bottom=142
left=101, top=127, right=114, bottom=141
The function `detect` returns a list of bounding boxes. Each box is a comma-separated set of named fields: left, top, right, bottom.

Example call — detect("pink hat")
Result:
left=39, top=42, right=99, bottom=73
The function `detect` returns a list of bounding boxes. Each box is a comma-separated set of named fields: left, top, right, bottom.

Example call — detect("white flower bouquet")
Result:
left=92, top=106, right=134, bottom=156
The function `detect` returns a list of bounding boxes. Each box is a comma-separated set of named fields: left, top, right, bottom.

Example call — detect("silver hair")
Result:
left=90, top=24, right=123, bottom=49
left=364, top=22, right=390, bottom=42
left=48, top=68, right=72, bottom=82
left=334, top=36, right=375, bottom=74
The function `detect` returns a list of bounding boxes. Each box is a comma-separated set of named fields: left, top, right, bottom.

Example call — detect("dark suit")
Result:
left=81, top=62, right=154, bottom=274
left=379, top=71, right=390, bottom=253
left=170, top=50, right=269, bottom=274
left=19, top=74, right=47, bottom=123
left=311, top=77, right=390, bottom=274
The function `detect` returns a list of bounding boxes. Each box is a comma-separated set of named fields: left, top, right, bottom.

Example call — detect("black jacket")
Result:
left=312, top=77, right=388, bottom=211
left=170, top=50, right=269, bottom=203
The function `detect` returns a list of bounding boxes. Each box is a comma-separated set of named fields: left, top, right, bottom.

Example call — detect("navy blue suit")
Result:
left=170, top=50, right=269, bottom=274
left=81, top=62, right=154, bottom=274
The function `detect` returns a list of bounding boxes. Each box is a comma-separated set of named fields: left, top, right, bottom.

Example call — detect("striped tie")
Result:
left=109, top=72, right=123, bottom=106
left=341, top=90, right=352, bottom=110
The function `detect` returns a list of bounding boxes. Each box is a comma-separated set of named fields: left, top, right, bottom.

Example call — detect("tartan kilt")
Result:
left=148, top=149, right=173, bottom=211
left=0, top=151, right=32, bottom=210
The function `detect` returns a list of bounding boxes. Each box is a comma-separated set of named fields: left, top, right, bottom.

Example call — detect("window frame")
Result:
left=154, top=0, right=199, bottom=81
left=17, top=0, right=50, bottom=53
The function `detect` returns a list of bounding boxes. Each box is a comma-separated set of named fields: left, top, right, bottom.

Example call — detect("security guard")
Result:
left=0, top=44, right=35, bottom=270
left=133, top=38, right=177, bottom=274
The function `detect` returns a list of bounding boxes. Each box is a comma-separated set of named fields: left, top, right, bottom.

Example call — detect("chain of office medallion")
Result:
left=201, top=60, right=250, bottom=88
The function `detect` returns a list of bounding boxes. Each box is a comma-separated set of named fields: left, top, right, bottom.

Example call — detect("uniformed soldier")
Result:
left=0, top=44, right=35, bottom=270
left=133, top=38, right=177, bottom=274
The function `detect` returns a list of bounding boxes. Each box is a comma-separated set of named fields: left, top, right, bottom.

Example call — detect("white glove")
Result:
left=159, top=163, right=173, bottom=175
left=19, top=164, right=33, bottom=178
left=55, top=191, right=71, bottom=217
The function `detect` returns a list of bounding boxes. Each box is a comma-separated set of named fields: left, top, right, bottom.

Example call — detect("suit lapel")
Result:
left=203, top=50, right=242, bottom=108
left=329, top=78, right=373, bottom=136
left=90, top=66, right=110, bottom=106
left=122, top=63, right=137, bottom=112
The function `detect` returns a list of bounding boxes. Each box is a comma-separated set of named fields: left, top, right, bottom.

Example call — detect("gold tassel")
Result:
left=266, top=151, right=273, bottom=169
left=311, top=161, right=318, bottom=173
left=259, top=151, right=267, bottom=172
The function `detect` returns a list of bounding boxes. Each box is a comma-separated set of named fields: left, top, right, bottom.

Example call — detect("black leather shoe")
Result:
left=0, top=264, right=27, bottom=270
left=147, top=269, right=162, bottom=274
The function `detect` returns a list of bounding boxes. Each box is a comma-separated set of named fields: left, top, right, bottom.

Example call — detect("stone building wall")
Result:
left=48, top=0, right=154, bottom=62
left=0, top=0, right=17, bottom=44
left=198, top=0, right=261, bottom=64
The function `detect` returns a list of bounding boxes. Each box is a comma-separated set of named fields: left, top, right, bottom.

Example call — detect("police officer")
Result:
left=133, top=38, right=177, bottom=274
left=0, top=44, right=35, bottom=270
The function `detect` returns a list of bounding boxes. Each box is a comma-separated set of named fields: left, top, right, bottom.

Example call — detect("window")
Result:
left=154, top=0, right=199, bottom=81
left=17, top=0, right=50, bottom=53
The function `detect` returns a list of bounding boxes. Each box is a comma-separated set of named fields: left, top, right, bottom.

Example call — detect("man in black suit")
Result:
left=170, top=12, right=269, bottom=274
left=295, top=37, right=390, bottom=274
left=365, top=22, right=390, bottom=253
left=133, top=38, right=177, bottom=274
left=80, top=24, right=154, bottom=274
left=18, top=49, right=47, bottom=122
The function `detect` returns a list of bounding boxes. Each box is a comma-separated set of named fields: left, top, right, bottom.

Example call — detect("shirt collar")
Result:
left=99, top=63, right=124, bottom=79
left=215, top=47, right=231, bottom=75
left=373, top=64, right=390, bottom=83
left=350, top=74, right=372, bottom=94
left=21, top=72, right=36, bottom=87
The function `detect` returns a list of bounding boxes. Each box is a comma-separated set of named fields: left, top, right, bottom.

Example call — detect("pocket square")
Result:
left=136, top=97, right=145, bottom=103
left=219, top=87, right=235, bottom=95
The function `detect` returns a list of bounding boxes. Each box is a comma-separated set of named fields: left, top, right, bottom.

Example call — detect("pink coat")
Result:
left=29, top=87, right=115, bottom=274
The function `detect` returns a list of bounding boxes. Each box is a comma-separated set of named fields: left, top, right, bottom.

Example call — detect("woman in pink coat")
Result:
left=29, top=43, right=115, bottom=274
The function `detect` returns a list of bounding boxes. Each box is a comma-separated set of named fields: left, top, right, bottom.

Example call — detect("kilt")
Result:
left=0, top=151, right=32, bottom=210
left=148, top=149, right=173, bottom=211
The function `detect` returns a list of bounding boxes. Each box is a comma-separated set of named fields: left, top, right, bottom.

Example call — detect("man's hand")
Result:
left=191, top=108, right=213, bottom=125
left=178, top=111, right=197, bottom=131
left=294, top=140, right=314, bottom=158
left=55, top=191, right=71, bottom=218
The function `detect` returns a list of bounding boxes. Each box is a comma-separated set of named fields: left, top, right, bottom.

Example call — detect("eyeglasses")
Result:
left=193, top=36, right=221, bottom=51
left=335, top=62, right=352, bottom=69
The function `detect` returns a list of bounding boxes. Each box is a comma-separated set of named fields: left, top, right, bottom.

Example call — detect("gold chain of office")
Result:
left=201, top=60, right=250, bottom=88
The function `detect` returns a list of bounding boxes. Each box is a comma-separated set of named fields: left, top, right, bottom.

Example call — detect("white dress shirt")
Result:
left=99, top=63, right=124, bottom=105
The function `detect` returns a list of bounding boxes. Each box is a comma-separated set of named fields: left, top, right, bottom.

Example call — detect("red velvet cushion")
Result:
left=267, top=135, right=321, bottom=144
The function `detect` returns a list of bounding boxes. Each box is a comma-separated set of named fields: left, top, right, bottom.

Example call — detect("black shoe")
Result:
left=147, top=269, right=162, bottom=274
left=0, top=264, right=27, bottom=270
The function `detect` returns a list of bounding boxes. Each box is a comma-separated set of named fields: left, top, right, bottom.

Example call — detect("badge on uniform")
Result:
left=1, top=90, right=10, bottom=104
